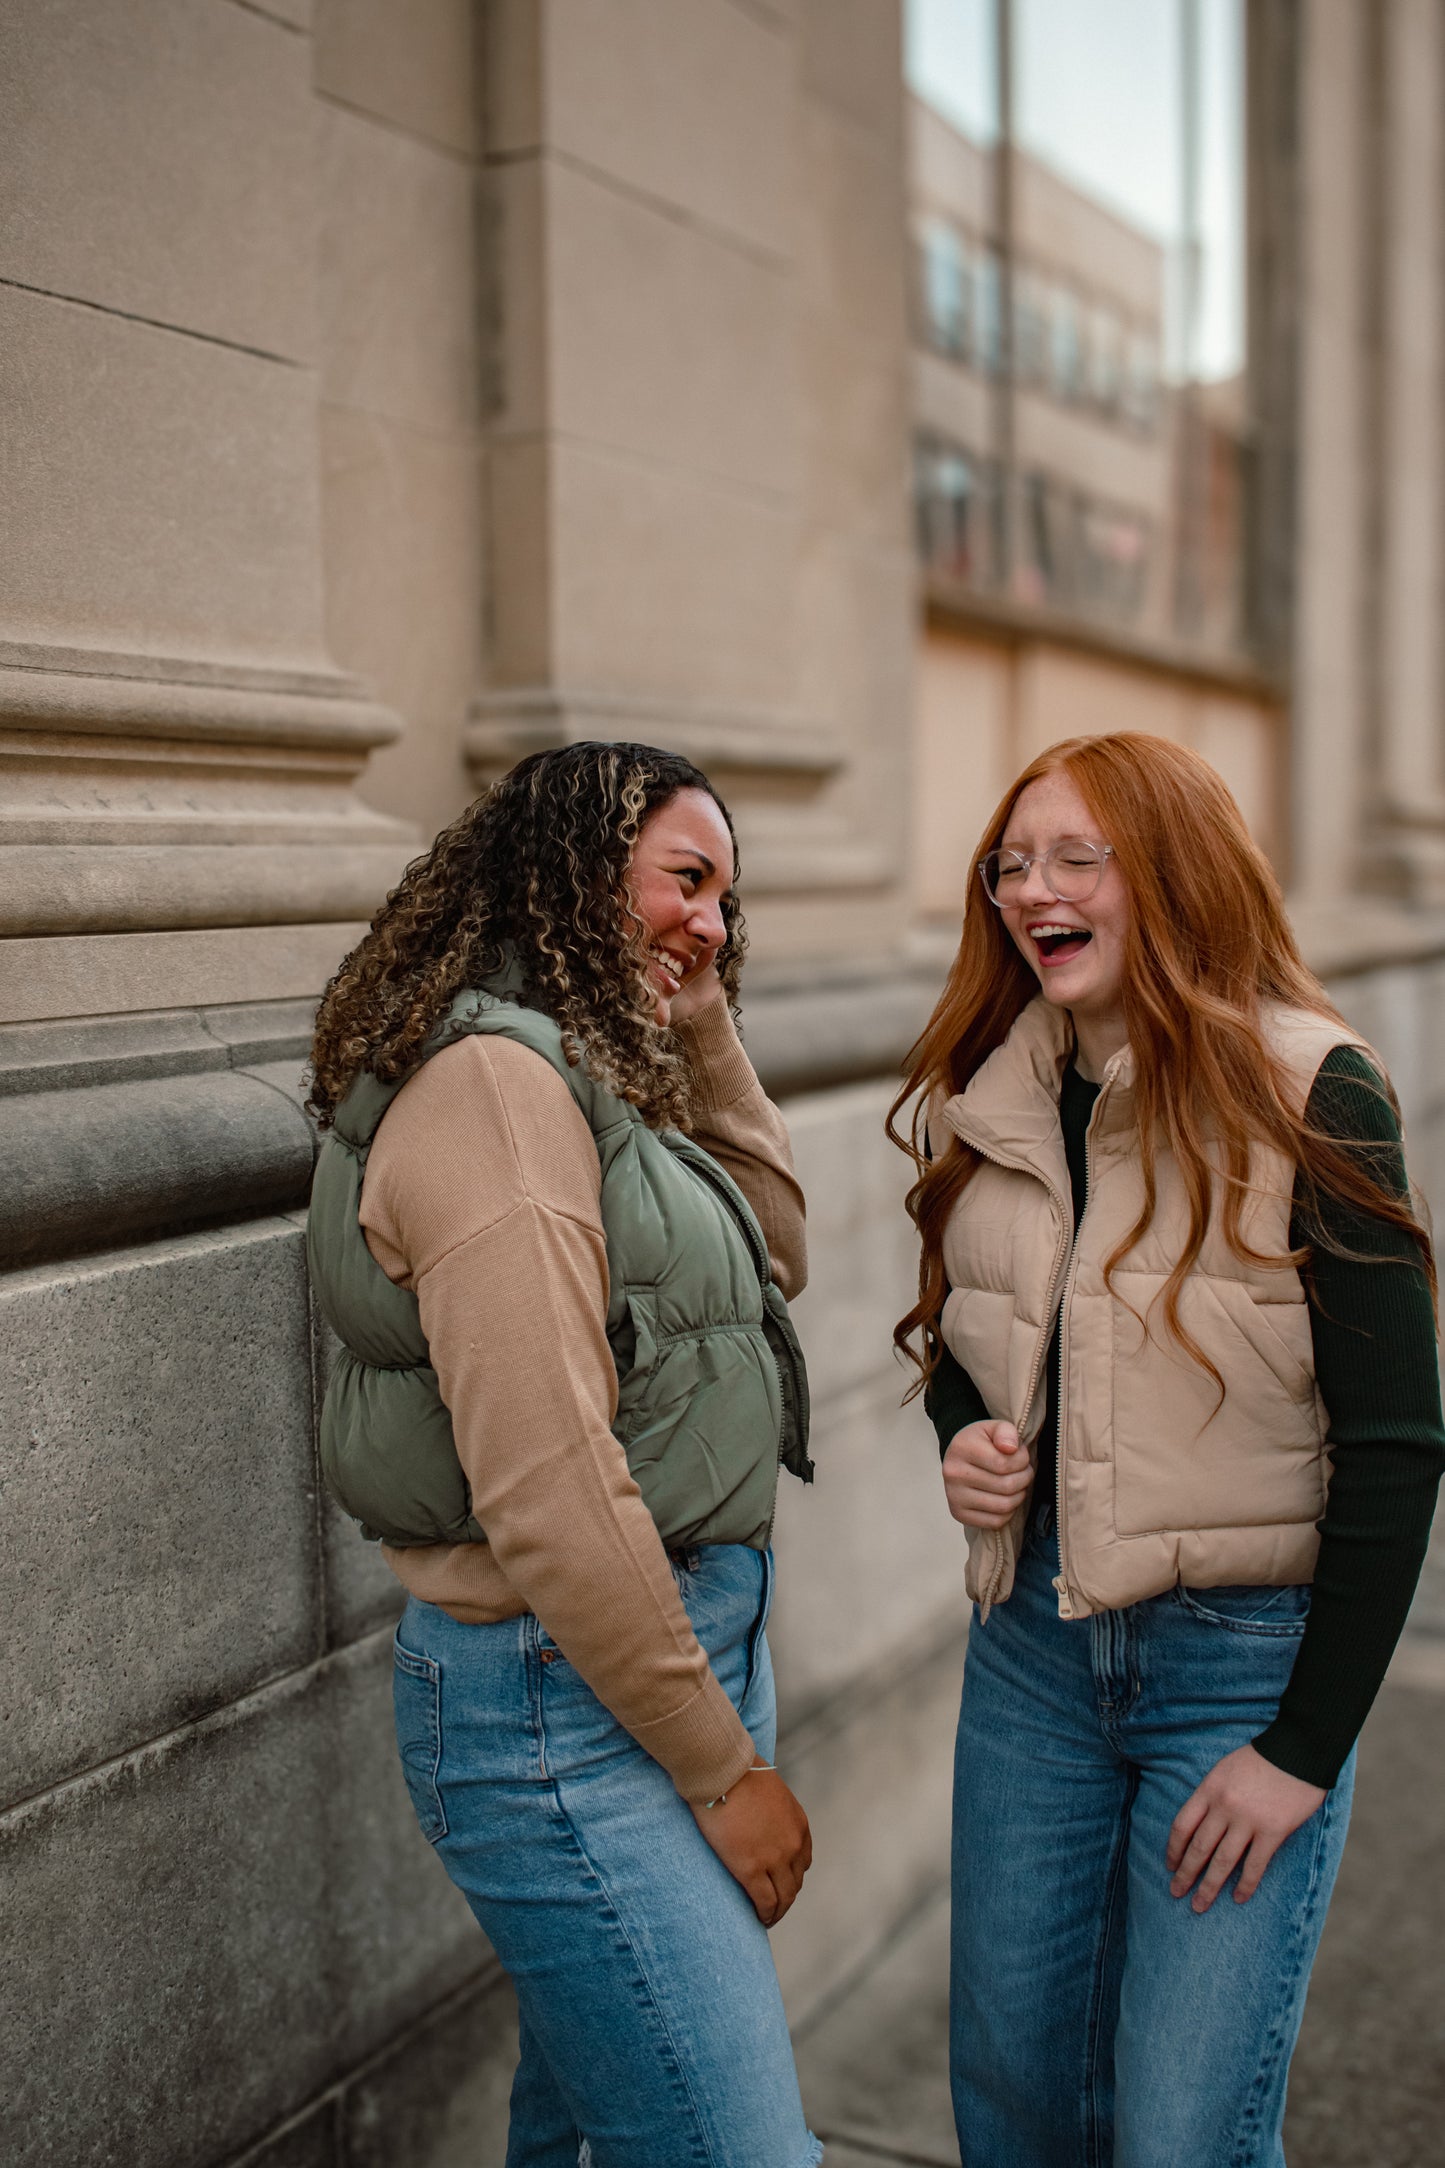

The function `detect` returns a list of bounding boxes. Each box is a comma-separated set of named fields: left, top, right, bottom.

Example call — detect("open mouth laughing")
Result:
left=1027, top=920, right=1094, bottom=967
left=648, top=945, right=695, bottom=996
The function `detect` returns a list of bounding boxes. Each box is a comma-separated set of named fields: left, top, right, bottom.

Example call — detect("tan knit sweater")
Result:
left=359, top=996, right=807, bottom=1804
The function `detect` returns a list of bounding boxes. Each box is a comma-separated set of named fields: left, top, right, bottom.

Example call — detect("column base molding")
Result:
left=1, top=842, right=414, bottom=938
left=0, top=922, right=369, bottom=1026
left=466, top=687, right=894, bottom=892
left=466, top=685, right=845, bottom=782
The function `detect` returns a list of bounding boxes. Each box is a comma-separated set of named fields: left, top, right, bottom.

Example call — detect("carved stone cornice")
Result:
left=0, top=644, right=414, bottom=952
left=466, top=686, right=845, bottom=782
left=0, top=642, right=400, bottom=751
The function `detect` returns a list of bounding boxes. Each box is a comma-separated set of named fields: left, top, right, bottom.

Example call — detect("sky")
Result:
left=905, top=0, right=1244, bottom=382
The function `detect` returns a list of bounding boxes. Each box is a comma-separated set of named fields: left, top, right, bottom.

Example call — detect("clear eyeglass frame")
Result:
left=978, top=839, right=1114, bottom=907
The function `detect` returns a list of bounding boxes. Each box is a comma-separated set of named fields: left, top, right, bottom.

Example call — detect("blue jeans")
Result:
left=951, top=1508, right=1354, bottom=2168
left=393, top=1543, right=822, bottom=2168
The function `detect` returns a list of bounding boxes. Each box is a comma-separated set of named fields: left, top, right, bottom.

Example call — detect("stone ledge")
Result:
left=0, top=643, right=401, bottom=752
left=0, top=1055, right=315, bottom=1270
left=0, top=970, right=937, bottom=1269
left=3, top=841, right=413, bottom=937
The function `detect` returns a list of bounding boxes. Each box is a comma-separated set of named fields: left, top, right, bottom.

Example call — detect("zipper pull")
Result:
left=1052, top=1573, right=1077, bottom=1620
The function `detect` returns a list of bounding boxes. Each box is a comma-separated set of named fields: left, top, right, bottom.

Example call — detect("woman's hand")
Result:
left=942, top=1419, right=1033, bottom=1529
left=667, top=954, right=726, bottom=1027
left=690, top=1764, right=813, bottom=1926
left=1167, top=1743, right=1326, bottom=1912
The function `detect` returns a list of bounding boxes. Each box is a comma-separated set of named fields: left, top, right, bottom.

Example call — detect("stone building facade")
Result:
left=3, top=4, right=1443, bottom=2163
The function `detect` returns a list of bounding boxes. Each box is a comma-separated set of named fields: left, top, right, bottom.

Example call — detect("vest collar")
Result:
left=939, top=995, right=1136, bottom=1193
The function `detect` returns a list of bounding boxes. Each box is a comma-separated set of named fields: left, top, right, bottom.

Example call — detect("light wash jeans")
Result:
left=393, top=1543, right=823, bottom=2168
left=951, top=1505, right=1354, bottom=2168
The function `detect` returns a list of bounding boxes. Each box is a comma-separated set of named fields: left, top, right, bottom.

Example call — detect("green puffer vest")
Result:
left=306, top=987, right=812, bottom=1552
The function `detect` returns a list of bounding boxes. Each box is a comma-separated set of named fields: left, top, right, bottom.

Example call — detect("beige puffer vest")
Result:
left=933, top=996, right=1371, bottom=1621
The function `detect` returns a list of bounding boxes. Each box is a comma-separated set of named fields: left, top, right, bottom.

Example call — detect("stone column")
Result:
left=0, top=0, right=411, bottom=1031
left=470, top=0, right=915, bottom=966
left=1290, top=0, right=1372, bottom=905
left=1370, top=0, right=1445, bottom=898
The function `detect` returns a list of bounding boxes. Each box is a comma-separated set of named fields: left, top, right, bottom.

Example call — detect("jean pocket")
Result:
left=393, top=1636, right=448, bottom=1842
left=1174, top=1583, right=1312, bottom=1635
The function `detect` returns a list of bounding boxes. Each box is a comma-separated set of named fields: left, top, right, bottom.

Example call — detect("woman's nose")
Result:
left=1013, top=861, right=1054, bottom=907
left=687, top=896, right=727, bottom=949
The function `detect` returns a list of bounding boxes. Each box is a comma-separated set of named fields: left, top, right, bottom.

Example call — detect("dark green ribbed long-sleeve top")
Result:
left=926, top=1047, right=1445, bottom=1789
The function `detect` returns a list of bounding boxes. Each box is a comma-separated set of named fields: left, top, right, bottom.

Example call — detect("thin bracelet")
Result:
left=702, top=1760, right=775, bottom=1809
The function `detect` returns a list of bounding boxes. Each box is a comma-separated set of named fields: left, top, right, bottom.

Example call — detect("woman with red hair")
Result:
left=892, top=733, right=1443, bottom=2166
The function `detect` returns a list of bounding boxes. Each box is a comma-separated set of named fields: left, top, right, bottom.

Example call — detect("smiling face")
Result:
left=626, top=787, right=735, bottom=1024
left=997, top=769, right=1131, bottom=1061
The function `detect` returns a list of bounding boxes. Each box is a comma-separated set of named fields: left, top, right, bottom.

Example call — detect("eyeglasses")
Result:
left=978, top=839, right=1114, bottom=906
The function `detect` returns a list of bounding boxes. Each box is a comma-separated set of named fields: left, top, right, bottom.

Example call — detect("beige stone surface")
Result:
left=1293, top=0, right=1369, bottom=898
left=314, top=0, right=481, bottom=157
left=540, top=157, right=799, bottom=499
left=491, top=0, right=793, bottom=258
left=0, top=728, right=403, bottom=851
left=1192, top=693, right=1284, bottom=864
left=915, top=631, right=1012, bottom=917
left=1, top=841, right=410, bottom=939
left=322, top=407, right=484, bottom=842
left=486, top=158, right=548, bottom=438
left=772, top=1617, right=964, bottom=2029
left=0, top=923, right=366, bottom=1025
left=317, top=100, right=483, bottom=435
left=790, top=538, right=914, bottom=929
left=912, top=345, right=997, bottom=453
left=0, top=0, right=315, bottom=360
left=1014, top=387, right=1169, bottom=514
left=770, top=1077, right=966, bottom=1711
left=772, top=1368, right=965, bottom=1714
left=796, top=103, right=911, bottom=545
left=1013, top=644, right=1189, bottom=759
left=548, top=439, right=798, bottom=706
left=1377, top=0, right=1445, bottom=819
left=799, top=0, right=904, bottom=140
left=0, top=289, right=327, bottom=669
left=485, top=437, right=555, bottom=690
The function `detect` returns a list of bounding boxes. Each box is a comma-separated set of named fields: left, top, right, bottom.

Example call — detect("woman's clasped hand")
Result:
left=691, top=1763, right=815, bottom=1928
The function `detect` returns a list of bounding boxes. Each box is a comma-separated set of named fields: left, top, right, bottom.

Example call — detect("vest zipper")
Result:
left=667, top=1140, right=812, bottom=1538
left=1045, top=1065, right=1120, bottom=1620
left=944, top=1126, right=1073, bottom=1615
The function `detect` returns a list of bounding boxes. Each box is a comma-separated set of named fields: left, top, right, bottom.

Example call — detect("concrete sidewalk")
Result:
left=795, top=1637, right=1445, bottom=2168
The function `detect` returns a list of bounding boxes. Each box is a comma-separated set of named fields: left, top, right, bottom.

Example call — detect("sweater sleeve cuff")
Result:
left=1251, top=1715, right=1349, bottom=1792
left=672, top=998, right=760, bottom=1116
left=629, top=1672, right=761, bottom=1803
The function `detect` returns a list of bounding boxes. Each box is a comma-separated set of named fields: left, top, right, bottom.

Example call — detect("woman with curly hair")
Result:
left=307, top=742, right=822, bottom=2168
left=891, top=733, right=1443, bottom=2167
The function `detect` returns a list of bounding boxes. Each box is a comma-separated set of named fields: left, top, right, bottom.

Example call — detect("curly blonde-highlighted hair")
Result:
left=308, top=742, right=745, bottom=1132
left=889, top=731, right=1435, bottom=1397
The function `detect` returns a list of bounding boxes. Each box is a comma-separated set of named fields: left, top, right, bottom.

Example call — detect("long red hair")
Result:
left=889, top=732, right=1434, bottom=1395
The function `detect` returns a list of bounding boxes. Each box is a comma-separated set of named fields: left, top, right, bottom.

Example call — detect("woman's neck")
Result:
left=1070, top=1010, right=1130, bottom=1085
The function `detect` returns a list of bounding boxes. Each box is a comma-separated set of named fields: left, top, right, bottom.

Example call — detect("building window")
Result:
left=918, top=217, right=972, bottom=360
left=915, top=435, right=1002, bottom=588
left=907, top=0, right=1247, bottom=658
left=1087, top=305, right=1124, bottom=416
